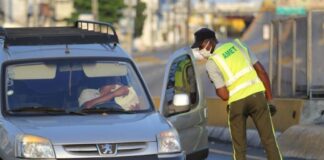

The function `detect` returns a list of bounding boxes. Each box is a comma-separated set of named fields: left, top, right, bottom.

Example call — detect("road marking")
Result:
left=209, top=148, right=266, bottom=160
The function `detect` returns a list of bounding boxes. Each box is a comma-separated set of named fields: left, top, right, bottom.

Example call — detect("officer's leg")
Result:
left=228, top=100, right=248, bottom=160
left=248, top=93, right=282, bottom=160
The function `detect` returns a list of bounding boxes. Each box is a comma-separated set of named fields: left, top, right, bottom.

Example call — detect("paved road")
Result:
left=207, top=140, right=268, bottom=160
left=206, top=140, right=303, bottom=160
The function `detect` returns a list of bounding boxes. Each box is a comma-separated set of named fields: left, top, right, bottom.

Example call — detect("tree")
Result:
left=134, top=0, right=146, bottom=38
left=98, top=0, right=125, bottom=23
left=72, top=0, right=125, bottom=24
left=69, top=0, right=146, bottom=38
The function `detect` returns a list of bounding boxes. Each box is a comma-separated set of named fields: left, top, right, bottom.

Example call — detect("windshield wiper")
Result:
left=67, top=110, right=87, bottom=115
left=81, top=107, right=137, bottom=114
left=8, top=107, right=86, bottom=115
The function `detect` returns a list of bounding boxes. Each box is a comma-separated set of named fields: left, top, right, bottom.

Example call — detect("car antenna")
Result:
left=65, top=44, right=70, bottom=54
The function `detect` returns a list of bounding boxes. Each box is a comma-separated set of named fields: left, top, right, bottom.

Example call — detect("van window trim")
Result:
left=1, top=57, right=155, bottom=116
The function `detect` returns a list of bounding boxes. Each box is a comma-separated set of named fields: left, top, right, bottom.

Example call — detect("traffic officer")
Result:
left=191, top=28, right=282, bottom=160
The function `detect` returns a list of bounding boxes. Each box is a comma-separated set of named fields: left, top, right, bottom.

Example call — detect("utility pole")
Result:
left=124, top=0, right=137, bottom=53
left=33, top=0, right=38, bottom=27
left=91, top=0, right=99, bottom=20
left=167, top=0, right=171, bottom=46
left=173, top=2, right=176, bottom=51
left=150, top=1, right=154, bottom=51
left=25, top=0, right=29, bottom=26
left=185, top=0, right=191, bottom=45
left=49, top=0, right=56, bottom=26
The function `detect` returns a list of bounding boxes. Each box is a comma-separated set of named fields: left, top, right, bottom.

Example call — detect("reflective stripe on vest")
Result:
left=215, top=55, right=261, bottom=96
left=210, top=39, right=265, bottom=104
left=213, top=54, right=233, bottom=79
left=233, top=39, right=251, bottom=65
left=229, top=78, right=261, bottom=96
left=212, top=44, right=254, bottom=87
left=213, top=42, right=253, bottom=87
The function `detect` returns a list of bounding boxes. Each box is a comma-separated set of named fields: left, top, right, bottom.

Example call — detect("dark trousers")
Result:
left=228, top=92, right=282, bottom=160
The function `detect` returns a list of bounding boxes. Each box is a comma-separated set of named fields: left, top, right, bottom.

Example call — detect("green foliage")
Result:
left=134, top=0, right=146, bottom=38
left=98, top=0, right=125, bottom=23
left=72, top=0, right=125, bottom=23
left=74, top=0, right=91, bottom=13
left=70, top=0, right=146, bottom=38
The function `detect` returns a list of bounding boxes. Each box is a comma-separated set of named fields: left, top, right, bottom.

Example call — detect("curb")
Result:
left=278, top=124, right=324, bottom=159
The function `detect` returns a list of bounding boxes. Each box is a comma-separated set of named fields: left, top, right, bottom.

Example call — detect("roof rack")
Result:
left=0, top=20, right=119, bottom=46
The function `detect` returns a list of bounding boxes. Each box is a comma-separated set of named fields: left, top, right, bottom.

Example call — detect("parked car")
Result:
left=0, top=21, right=208, bottom=160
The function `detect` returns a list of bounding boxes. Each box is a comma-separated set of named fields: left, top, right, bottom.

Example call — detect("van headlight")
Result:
left=157, top=129, right=181, bottom=153
left=16, top=135, right=55, bottom=159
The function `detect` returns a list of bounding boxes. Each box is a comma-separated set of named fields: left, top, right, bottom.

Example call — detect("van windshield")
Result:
left=4, top=60, right=151, bottom=115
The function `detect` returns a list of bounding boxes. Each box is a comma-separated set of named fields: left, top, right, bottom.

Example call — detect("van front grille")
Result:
left=117, top=142, right=147, bottom=154
left=63, top=142, right=148, bottom=156
left=57, top=154, right=158, bottom=160
left=64, top=144, right=98, bottom=156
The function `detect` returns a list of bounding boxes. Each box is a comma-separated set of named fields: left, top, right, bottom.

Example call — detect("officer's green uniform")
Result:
left=209, top=39, right=282, bottom=160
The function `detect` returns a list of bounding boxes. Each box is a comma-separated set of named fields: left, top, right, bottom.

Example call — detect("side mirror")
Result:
left=167, top=94, right=190, bottom=115
left=173, top=94, right=190, bottom=107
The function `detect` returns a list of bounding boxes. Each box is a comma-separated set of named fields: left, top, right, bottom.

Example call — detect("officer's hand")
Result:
left=268, top=103, right=277, bottom=117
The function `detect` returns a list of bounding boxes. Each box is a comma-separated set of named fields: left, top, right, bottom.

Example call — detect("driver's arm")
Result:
left=99, top=84, right=116, bottom=95
left=84, top=85, right=129, bottom=108
left=83, top=93, right=115, bottom=109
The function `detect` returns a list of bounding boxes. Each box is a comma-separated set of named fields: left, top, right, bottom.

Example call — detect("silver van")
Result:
left=0, top=21, right=208, bottom=160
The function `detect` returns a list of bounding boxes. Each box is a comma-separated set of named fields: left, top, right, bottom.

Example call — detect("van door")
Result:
left=159, top=47, right=209, bottom=159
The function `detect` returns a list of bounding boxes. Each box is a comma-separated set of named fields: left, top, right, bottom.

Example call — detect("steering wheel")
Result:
left=82, top=101, right=124, bottom=110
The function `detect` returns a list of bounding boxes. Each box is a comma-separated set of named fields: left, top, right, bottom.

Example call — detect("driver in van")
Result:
left=78, top=84, right=140, bottom=110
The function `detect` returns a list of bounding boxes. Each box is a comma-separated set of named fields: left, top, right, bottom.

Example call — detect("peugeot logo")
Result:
left=97, top=144, right=116, bottom=155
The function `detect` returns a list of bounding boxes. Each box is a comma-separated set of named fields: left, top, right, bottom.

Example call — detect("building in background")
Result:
left=2, top=0, right=324, bottom=52
left=0, top=0, right=73, bottom=27
left=134, top=0, right=160, bottom=51
left=135, top=0, right=324, bottom=51
left=135, top=0, right=191, bottom=51
left=135, top=0, right=262, bottom=51
left=0, top=0, right=264, bottom=51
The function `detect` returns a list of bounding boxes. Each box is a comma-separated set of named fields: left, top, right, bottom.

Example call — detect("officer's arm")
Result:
left=216, top=86, right=229, bottom=101
left=206, top=61, right=229, bottom=101
left=253, top=62, right=273, bottom=101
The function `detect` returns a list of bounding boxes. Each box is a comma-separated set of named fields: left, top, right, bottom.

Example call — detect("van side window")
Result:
left=164, top=55, right=198, bottom=116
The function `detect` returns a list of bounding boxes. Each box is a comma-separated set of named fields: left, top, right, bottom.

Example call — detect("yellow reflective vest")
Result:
left=209, top=39, right=265, bottom=104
